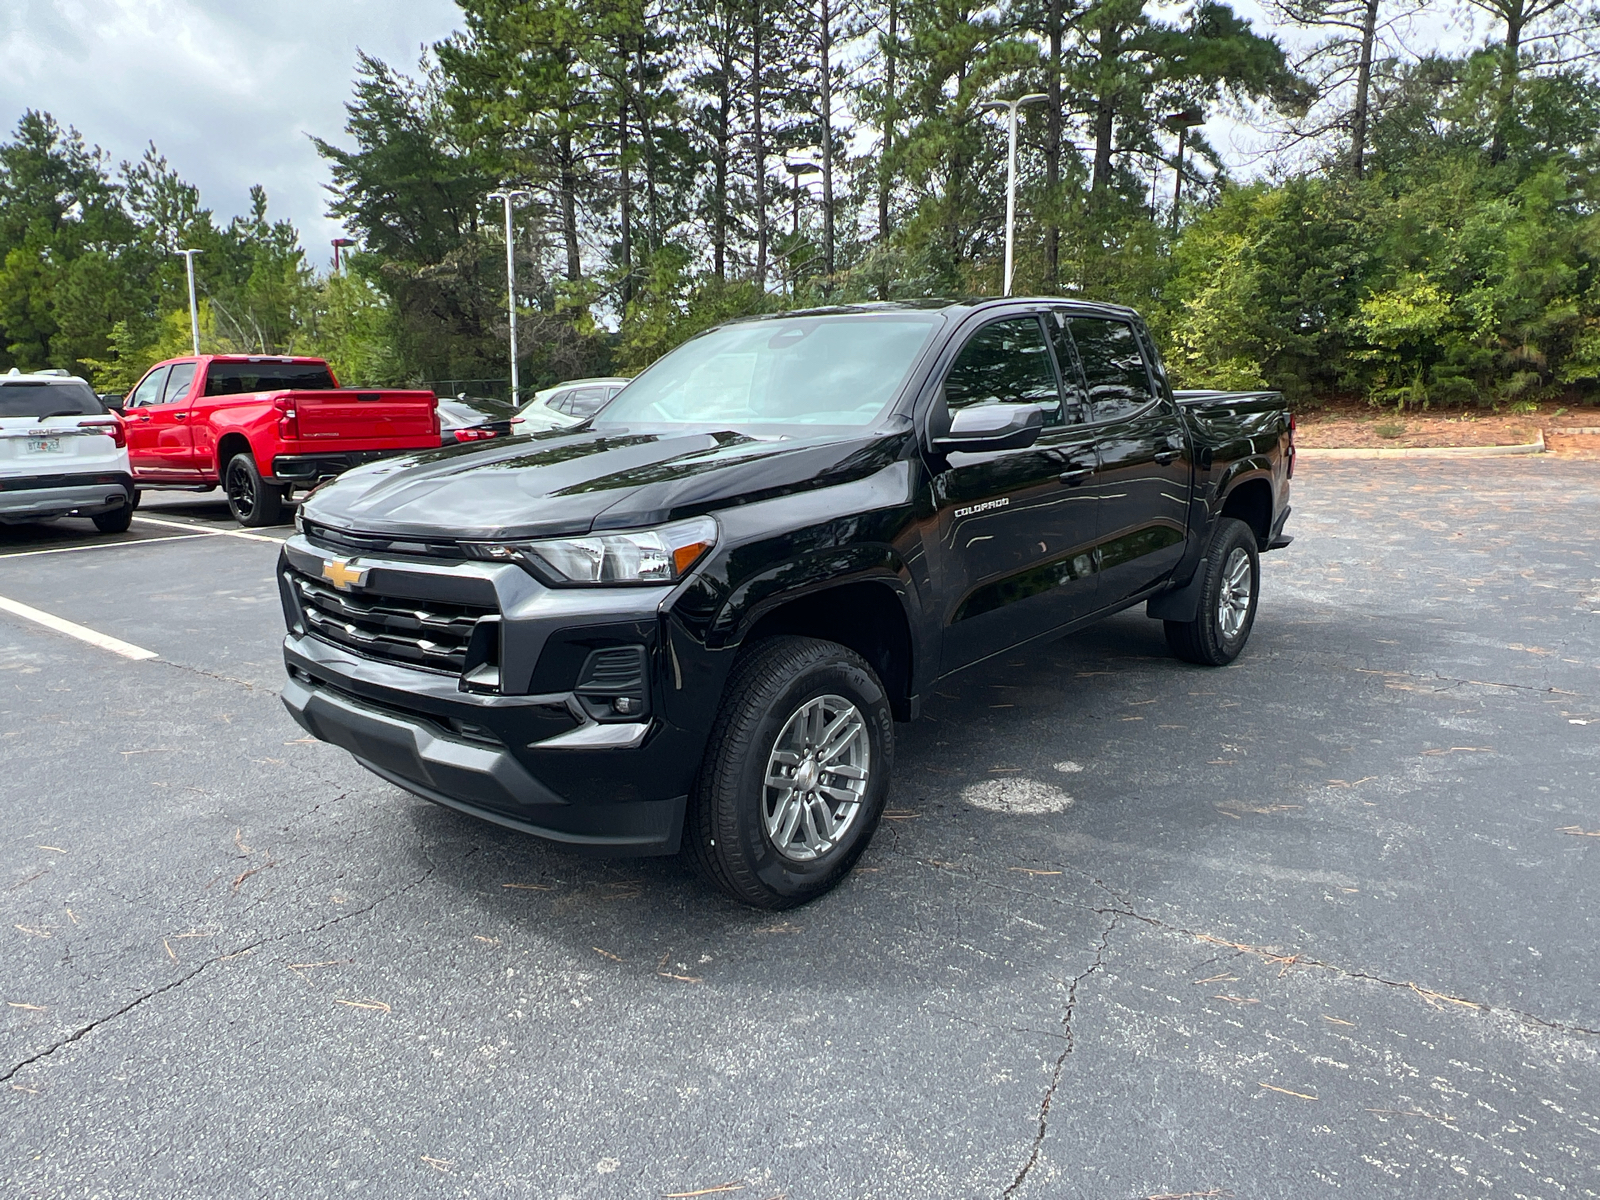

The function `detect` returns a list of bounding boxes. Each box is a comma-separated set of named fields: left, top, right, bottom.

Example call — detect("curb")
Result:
left=1298, top=430, right=1545, bottom=460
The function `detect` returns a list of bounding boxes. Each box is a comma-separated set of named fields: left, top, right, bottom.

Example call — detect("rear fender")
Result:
left=201, top=402, right=275, bottom=478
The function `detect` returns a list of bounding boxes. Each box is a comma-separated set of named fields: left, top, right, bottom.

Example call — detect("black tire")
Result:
left=1164, top=517, right=1261, bottom=666
left=92, top=504, right=133, bottom=533
left=224, top=452, right=286, bottom=527
left=687, top=635, right=894, bottom=909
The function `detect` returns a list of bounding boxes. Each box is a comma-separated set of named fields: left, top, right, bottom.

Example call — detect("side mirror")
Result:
left=99, top=393, right=125, bottom=412
left=931, top=404, right=1045, bottom=454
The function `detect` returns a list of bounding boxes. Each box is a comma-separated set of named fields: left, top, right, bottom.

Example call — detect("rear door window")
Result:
left=943, top=317, right=1063, bottom=426
left=1067, top=317, right=1154, bottom=423
left=129, top=366, right=171, bottom=409
left=567, top=386, right=611, bottom=417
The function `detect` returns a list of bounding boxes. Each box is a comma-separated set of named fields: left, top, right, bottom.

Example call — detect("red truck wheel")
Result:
left=224, top=453, right=287, bottom=527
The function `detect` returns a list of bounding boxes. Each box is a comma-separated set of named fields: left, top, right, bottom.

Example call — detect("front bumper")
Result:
left=281, top=668, right=685, bottom=853
left=0, top=472, right=134, bottom=522
left=276, top=534, right=719, bottom=856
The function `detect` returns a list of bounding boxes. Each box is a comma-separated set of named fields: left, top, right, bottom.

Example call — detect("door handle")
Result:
left=174, top=412, right=188, bottom=420
left=133, top=414, right=151, bottom=422
left=1153, top=450, right=1179, bottom=464
left=1059, top=468, right=1092, bottom=487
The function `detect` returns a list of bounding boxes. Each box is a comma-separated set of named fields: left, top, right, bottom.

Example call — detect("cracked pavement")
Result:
left=2, top=462, right=1598, bottom=1198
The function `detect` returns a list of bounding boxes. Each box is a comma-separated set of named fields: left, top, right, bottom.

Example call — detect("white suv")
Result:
left=0, top=369, right=135, bottom=533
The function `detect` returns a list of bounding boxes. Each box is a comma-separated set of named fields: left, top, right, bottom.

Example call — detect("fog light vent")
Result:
left=575, top=646, right=648, bottom=721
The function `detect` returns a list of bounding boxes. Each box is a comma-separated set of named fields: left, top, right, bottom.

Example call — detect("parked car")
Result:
left=115, top=355, right=440, bottom=526
left=278, top=299, right=1293, bottom=908
left=0, top=369, right=134, bottom=533
left=438, top=395, right=522, bottom=444
left=515, top=376, right=629, bottom=431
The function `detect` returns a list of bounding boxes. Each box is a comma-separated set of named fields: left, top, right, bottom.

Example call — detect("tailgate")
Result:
left=0, top=416, right=125, bottom=472
left=294, top=389, right=438, bottom=443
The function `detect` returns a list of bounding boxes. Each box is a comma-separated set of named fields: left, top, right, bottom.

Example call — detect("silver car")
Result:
left=515, top=376, right=630, bottom=432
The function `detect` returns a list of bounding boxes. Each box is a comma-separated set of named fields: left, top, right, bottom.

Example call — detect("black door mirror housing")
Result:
left=99, top=393, right=125, bottom=412
left=931, top=404, right=1045, bottom=453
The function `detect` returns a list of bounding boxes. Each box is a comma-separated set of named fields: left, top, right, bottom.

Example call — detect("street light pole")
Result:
left=981, top=94, right=1048, bottom=296
left=174, top=249, right=203, bottom=356
left=786, top=161, right=820, bottom=235
left=331, top=238, right=356, bottom=273
left=1163, top=109, right=1205, bottom=235
left=784, top=162, right=821, bottom=297
left=487, top=189, right=533, bottom=403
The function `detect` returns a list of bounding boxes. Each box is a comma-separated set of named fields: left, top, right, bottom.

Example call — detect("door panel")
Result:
left=1065, top=317, right=1190, bottom=603
left=154, top=361, right=199, bottom=473
left=928, top=315, right=1102, bottom=672
left=124, top=365, right=170, bottom=474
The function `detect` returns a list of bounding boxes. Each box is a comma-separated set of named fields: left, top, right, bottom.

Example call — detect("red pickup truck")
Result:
left=117, top=355, right=440, bottom=526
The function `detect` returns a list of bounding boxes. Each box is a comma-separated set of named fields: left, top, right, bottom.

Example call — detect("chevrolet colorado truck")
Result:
left=118, top=355, right=439, bottom=526
left=276, top=299, right=1293, bottom=907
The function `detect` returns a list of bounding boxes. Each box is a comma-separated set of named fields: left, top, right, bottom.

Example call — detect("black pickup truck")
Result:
left=277, top=299, right=1292, bottom=907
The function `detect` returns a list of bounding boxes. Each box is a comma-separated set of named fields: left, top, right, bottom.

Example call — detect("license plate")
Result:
left=26, top=437, right=61, bottom=454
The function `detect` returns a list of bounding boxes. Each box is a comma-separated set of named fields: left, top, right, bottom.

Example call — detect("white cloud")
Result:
left=1, top=0, right=460, bottom=270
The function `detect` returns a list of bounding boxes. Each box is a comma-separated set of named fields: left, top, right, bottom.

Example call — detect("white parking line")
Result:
left=131, top=515, right=287, bottom=543
left=0, top=533, right=213, bottom=561
left=0, top=594, right=158, bottom=661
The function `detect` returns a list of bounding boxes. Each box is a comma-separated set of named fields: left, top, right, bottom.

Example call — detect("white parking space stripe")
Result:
left=0, top=593, right=159, bottom=661
left=0, top=533, right=213, bottom=561
left=131, top=515, right=288, bottom=543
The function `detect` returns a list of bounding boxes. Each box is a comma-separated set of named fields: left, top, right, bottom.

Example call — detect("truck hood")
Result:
left=300, top=424, right=908, bottom=540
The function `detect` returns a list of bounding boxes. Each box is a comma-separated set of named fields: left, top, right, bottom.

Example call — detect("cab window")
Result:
left=942, top=317, right=1062, bottom=426
left=1047, top=312, right=1091, bottom=425
left=129, top=366, right=170, bottom=408
left=1067, top=317, right=1154, bottom=423
left=162, top=361, right=197, bottom=405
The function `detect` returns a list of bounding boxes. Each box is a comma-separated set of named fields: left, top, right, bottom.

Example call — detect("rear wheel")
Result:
left=91, top=504, right=133, bottom=533
left=687, top=635, right=893, bottom=909
left=224, top=452, right=286, bottom=527
left=1164, top=517, right=1260, bottom=666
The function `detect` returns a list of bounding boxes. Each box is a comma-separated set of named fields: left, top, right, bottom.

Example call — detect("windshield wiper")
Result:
left=33, top=409, right=90, bottom=421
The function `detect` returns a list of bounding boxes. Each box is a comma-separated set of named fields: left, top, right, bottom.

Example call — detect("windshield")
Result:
left=593, top=314, right=939, bottom=431
left=0, top=379, right=104, bottom=418
left=205, top=361, right=334, bottom=395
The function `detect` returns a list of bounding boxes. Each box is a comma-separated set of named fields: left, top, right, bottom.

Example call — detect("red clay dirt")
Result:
left=1294, top=400, right=1600, bottom=456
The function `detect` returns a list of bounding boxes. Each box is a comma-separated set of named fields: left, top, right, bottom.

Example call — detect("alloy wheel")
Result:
left=226, top=460, right=254, bottom=521
left=1217, top=546, right=1253, bottom=640
left=762, top=693, right=871, bottom=862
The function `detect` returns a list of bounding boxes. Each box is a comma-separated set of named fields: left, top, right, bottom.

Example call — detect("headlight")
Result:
left=467, top=516, right=717, bottom=586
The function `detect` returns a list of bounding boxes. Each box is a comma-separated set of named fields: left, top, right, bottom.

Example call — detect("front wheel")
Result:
left=1164, top=517, right=1261, bottom=666
left=687, top=635, right=894, bottom=909
left=224, top=452, right=286, bottom=527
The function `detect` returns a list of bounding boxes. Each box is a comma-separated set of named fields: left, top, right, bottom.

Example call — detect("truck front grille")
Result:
left=301, top=519, right=468, bottom=561
left=290, top=571, right=495, bottom=674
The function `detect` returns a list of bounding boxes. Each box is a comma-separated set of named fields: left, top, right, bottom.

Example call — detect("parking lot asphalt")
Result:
left=2, top=464, right=1597, bottom=1200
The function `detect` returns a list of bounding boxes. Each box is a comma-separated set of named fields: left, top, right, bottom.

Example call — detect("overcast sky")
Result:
left=4, top=0, right=1480, bottom=276
left=1, top=0, right=460, bottom=270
